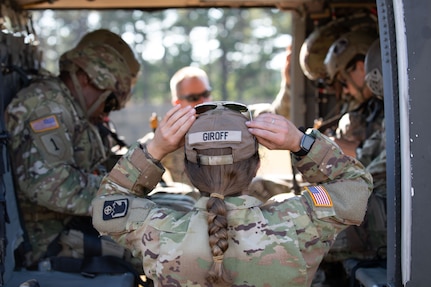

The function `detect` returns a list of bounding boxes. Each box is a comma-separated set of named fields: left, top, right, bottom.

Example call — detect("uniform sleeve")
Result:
left=92, top=143, right=165, bottom=243
left=6, top=86, right=104, bottom=216
left=294, top=129, right=373, bottom=226
left=96, top=143, right=164, bottom=198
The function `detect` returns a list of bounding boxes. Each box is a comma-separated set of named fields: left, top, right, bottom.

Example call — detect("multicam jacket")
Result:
left=6, top=76, right=107, bottom=263
left=92, top=130, right=372, bottom=287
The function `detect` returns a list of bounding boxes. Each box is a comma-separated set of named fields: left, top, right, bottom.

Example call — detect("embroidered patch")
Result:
left=305, top=185, right=333, bottom=207
left=103, top=198, right=129, bottom=220
left=30, top=115, right=59, bottom=133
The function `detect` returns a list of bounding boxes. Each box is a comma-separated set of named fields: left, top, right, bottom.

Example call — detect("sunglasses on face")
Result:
left=194, top=101, right=252, bottom=120
left=178, top=90, right=211, bottom=102
left=103, top=92, right=120, bottom=113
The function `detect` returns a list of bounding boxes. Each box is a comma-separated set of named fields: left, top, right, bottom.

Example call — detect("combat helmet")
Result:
left=77, top=29, right=140, bottom=79
left=299, top=22, right=350, bottom=81
left=59, top=43, right=132, bottom=116
left=364, top=39, right=383, bottom=97
left=300, top=13, right=377, bottom=81
left=324, top=30, right=377, bottom=84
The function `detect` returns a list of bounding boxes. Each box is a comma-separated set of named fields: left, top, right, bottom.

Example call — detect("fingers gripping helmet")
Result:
left=364, top=39, right=383, bottom=97
left=324, top=30, right=377, bottom=84
left=77, top=29, right=140, bottom=79
left=60, top=43, right=132, bottom=113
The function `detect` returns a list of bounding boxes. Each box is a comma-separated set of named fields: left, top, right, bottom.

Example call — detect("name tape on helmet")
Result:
left=189, top=131, right=241, bottom=144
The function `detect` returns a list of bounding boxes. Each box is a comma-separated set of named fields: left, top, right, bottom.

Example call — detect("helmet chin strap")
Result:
left=87, top=90, right=111, bottom=118
left=70, top=71, right=111, bottom=119
left=69, top=71, right=89, bottom=117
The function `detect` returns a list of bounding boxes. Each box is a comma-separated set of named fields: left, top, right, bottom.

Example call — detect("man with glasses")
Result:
left=170, top=66, right=212, bottom=108
left=323, top=30, right=381, bottom=161
left=140, top=66, right=213, bottom=188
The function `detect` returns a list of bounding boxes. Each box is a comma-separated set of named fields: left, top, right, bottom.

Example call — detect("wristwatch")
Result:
left=292, top=130, right=316, bottom=157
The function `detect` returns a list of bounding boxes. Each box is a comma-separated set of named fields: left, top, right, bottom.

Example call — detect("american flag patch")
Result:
left=305, top=185, right=333, bottom=207
left=30, top=115, right=59, bottom=133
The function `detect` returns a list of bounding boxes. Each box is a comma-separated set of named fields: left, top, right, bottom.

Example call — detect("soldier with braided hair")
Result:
left=92, top=101, right=372, bottom=286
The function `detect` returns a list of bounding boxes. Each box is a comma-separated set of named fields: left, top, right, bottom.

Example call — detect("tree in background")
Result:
left=30, top=8, right=292, bottom=105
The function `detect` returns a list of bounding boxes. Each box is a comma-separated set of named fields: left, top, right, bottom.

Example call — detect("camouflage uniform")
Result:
left=325, top=96, right=386, bottom=262
left=6, top=76, right=107, bottom=264
left=5, top=43, right=132, bottom=266
left=359, top=126, right=387, bottom=256
left=92, top=131, right=372, bottom=286
left=139, top=131, right=194, bottom=187
left=353, top=96, right=385, bottom=167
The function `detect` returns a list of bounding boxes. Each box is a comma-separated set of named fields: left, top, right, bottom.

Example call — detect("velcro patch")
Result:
left=103, top=198, right=129, bottom=220
left=189, top=130, right=241, bottom=144
left=305, top=185, right=333, bottom=207
left=30, top=115, right=59, bottom=133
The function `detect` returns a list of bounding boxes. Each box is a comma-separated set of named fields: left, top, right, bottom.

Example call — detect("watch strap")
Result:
left=293, top=130, right=316, bottom=157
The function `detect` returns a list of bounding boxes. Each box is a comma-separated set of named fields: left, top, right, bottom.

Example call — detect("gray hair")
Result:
left=169, top=66, right=211, bottom=100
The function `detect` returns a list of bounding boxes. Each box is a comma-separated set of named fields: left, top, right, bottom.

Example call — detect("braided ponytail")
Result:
left=206, top=195, right=232, bottom=285
left=184, top=148, right=260, bottom=285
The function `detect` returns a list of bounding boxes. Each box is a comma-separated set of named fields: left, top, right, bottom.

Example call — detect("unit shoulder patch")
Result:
left=103, top=198, right=129, bottom=220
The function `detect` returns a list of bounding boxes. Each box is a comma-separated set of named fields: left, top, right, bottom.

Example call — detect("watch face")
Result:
left=293, top=133, right=316, bottom=157
left=302, top=134, right=315, bottom=152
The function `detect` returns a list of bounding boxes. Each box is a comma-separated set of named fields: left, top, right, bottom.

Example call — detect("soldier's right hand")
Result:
left=147, top=105, right=196, bottom=160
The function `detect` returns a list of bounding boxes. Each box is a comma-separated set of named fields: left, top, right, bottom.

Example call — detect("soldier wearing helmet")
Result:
left=364, top=39, right=383, bottom=98
left=74, top=29, right=141, bottom=163
left=76, top=29, right=140, bottom=82
left=323, top=31, right=384, bottom=158
left=300, top=21, right=350, bottom=82
left=5, top=42, right=133, bottom=268
left=324, top=30, right=377, bottom=105
left=312, top=36, right=386, bottom=286
left=325, top=31, right=384, bottom=162
left=300, top=13, right=377, bottom=83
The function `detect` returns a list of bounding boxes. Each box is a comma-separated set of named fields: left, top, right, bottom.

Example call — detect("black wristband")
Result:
left=292, top=130, right=315, bottom=157
left=140, top=143, right=161, bottom=165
